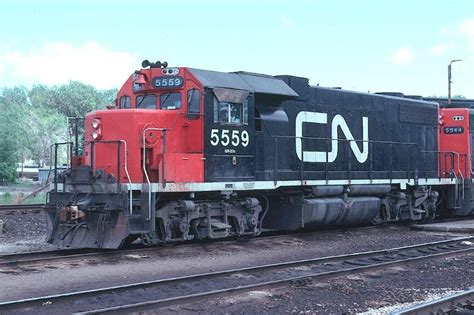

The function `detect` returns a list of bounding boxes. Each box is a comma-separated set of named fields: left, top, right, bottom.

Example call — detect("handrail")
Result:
left=52, top=142, right=73, bottom=192
left=158, top=111, right=205, bottom=134
left=454, top=152, right=465, bottom=199
left=66, top=117, right=85, bottom=156
left=254, top=116, right=462, bottom=165
left=84, top=140, right=133, bottom=214
left=140, top=111, right=206, bottom=221
left=119, top=140, right=133, bottom=213
left=268, top=134, right=469, bottom=186
left=142, top=127, right=167, bottom=221
left=256, top=114, right=472, bottom=182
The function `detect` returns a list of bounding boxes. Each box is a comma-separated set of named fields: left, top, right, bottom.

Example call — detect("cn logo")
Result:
left=295, top=111, right=368, bottom=163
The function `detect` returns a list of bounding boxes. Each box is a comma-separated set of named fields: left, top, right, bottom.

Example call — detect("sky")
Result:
left=0, top=0, right=473, bottom=98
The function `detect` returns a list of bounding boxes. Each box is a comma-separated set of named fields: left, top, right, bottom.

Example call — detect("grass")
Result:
left=0, top=191, right=47, bottom=205
left=0, top=192, right=14, bottom=205
left=6, top=179, right=38, bottom=187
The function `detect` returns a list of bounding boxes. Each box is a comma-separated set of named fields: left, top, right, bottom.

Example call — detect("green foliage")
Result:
left=0, top=82, right=118, bottom=183
left=30, top=81, right=116, bottom=118
left=28, top=104, right=67, bottom=166
left=0, top=192, right=14, bottom=204
left=0, top=162, right=16, bottom=183
left=0, top=114, right=17, bottom=182
left=0, top=87, right=28, bottom=182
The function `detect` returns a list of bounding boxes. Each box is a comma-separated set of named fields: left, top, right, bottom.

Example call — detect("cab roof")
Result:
left=188, top=68, right=299, bottom=99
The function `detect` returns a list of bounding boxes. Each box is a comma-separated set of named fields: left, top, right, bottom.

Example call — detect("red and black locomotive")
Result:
left=45, top=60, right=474, bottom=248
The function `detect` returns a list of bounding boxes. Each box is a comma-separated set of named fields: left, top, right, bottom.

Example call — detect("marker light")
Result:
left=92, top=119, right=101, bottom=129
left=92, top=129, right=101, bottom=140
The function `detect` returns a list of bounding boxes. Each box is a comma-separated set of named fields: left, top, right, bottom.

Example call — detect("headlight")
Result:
left=92, top=119, right=101, bottom=129
left=92, top=129, right=101, bottom=140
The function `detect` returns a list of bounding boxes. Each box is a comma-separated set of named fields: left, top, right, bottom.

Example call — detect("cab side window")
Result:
left=187, top=89, right=200, bottom=115
left=119, top=96, right=131, bottom=109
left=213, top=98, right=248, bottom=125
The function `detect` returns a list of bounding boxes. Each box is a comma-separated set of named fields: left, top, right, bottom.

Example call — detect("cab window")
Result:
left=187, top=89, right=200, bottom=114
left=136, top=95, right=157, bottom=109
left=119, top=96, right=131, bottom=109
left=213, top=98, right=247, bottom=125
left=160, top=92, right=182, bottom=110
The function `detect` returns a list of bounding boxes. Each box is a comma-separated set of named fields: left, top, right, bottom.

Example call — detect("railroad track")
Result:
left=0, top=248, right=110, bottom=266
left=0, top=224, right=384, bottom=267
left=0, top=237, right=472, bottom=314
left=0, top=203, right=44, bottom=212
left=394, top=288, right=474, bottom=314
left=417, top=215, right=474, bottom=224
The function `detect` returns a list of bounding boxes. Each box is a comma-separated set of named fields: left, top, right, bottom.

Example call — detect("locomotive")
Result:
left=45, top=60, right=474, bottom=248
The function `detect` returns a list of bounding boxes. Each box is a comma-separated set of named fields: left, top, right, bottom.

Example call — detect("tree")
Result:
left=0, top=86, right=32, bottom=156
left=42, top=81, right=114, bottom=118
left=0, top=116, right=18, bottom=183
left=28, top=82, right=116, bottom=163
left=27, top=105, right=67, bottom=166
left=0, top=82, right=118, bottom=182
left=0, top=87, right=30, bottom=182
left=99, top=88, right=118, bottom=106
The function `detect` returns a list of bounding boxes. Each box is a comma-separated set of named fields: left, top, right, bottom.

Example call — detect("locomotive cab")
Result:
left=84, top=65, right=206, bottom=185
left=45, top=64, right=301, bottom=248
left=45, top=64, right=208, bottom=248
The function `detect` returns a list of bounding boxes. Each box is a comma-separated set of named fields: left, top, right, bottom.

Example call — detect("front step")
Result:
left=128, top=214, right=147, bottom=233
left=208, top=219, right=232, bottom=238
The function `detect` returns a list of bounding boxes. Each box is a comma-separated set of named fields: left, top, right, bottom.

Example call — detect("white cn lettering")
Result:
left=295, top=111, right=368, bottom=163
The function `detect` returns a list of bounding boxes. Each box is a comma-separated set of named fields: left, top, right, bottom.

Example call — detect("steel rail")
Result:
left=0, top=218, right=471, bottom=268
left=0, top=204, right=44, bottom=212
left=80, top=247, right=474, bottom=315
left=0, top=224, right=383, bottom=267
left=0, top=237, right=472, bottom=313
left=0, top=248, right=110, bottom=266
left=392, top=288, right=474, bottom=314
left=74, top=239, right=474, bottom=315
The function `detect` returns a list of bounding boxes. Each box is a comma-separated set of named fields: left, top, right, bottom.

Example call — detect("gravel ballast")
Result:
left=0, top=210, right=55, bottom=253
left=161, top=254, right=473, bottom=314
left=0, top=210, right=472, bottom=314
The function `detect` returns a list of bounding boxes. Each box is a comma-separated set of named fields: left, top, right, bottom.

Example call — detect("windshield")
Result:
left=136, top=95, right=157, bottom=109
left=160, top=92, right=182, bottom=110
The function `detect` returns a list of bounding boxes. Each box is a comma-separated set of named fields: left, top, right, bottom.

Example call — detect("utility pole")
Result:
left=448, top=59, right=462, bottom=106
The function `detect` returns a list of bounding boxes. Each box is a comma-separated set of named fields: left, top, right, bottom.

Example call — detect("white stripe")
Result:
left=122, top=178, right=458, bottom=193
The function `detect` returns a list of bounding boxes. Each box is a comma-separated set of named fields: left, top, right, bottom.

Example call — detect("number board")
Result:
left=152, top=76, right=184, bottom=89
left=443, top=126, right=464, bottom=134
left=210, top=129, right=249, bottom=147
left=209, top=128, right=251, bottom=154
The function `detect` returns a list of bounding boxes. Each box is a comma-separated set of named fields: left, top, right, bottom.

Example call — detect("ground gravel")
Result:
left=0, top=210, right=472, bottom=314
left=0, top=210, right=56, bottom=253
left=158, top=254, right=473, bottom=314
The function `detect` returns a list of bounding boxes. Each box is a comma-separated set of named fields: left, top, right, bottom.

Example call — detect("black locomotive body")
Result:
left=185, top=68, right=457, bottom=232
left=255, top=76, right=439, bottom=182
left=252, top=76, right=442, bottom=229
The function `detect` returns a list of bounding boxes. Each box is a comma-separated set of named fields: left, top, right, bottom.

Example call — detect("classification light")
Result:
left=92, top=119, right=101, bottom=129
left=92, top=130, right=101, bottom=140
